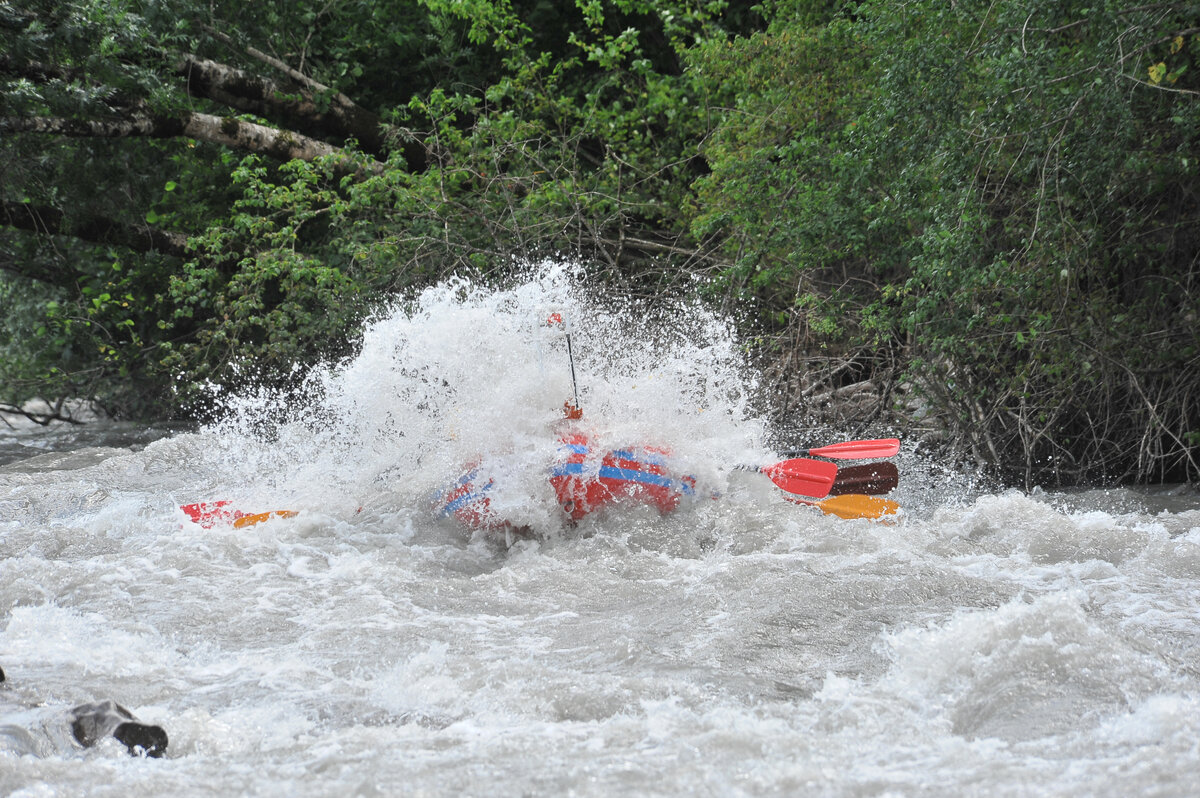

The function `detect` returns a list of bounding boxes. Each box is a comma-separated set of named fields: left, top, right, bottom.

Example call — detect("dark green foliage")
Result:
left=1, top=0, right=734, bottom=417
left=1, top=0, right=1196, bottom=483
left=691, top=0, right=1200, bottom=484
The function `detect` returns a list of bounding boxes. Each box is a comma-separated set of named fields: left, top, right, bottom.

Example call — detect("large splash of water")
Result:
left=188, top=265, right=775, bottom=535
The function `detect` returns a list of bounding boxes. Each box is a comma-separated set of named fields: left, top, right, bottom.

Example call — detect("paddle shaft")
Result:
left=565, top=329, right=580, bottom=412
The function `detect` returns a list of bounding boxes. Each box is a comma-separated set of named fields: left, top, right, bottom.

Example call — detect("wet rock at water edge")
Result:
left=70, top=700, right=168, bottom=758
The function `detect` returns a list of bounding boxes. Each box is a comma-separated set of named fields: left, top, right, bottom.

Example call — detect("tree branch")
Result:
left=0, top=49, right=427, bottom=170
left=200, top=22, right=344, bottom=100
left=0, top=112, right=384, bottom=174
left=174, top=53, right=427, bottom=169
left=2, top=200, right=191, bottom=266
left=197, top=21, right=428, bottom=169
left=0, top=401, right=87, bottom=427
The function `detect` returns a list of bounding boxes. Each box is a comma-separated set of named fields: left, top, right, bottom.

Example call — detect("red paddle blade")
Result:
left=829, top=462, right=899, bottom=496
left=760, top=457, right=838, bottom=498
left=181, top=501, right=245, bottom=528
left=800, top=438, right=900, bottom=460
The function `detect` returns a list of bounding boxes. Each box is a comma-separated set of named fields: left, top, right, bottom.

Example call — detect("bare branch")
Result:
left=0, top=401, right=87, bottom=426
left=200, top=22, right=342, bottom=100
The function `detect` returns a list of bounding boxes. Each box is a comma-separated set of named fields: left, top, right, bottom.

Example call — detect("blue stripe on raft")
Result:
left=441, top=486, right=491, bottom=516
left=599, top=465, right=690, bottom=491
left=439, top=474, right=492, bottom=516
left=550, top=462, right=694, bottom=494
left=550, top=462, right=586, bottom=477
left=430, top=468, right=477, bottom=508
left=558, top=443, right=589, bottom=455
left=609, top=449, right=668, bottom=466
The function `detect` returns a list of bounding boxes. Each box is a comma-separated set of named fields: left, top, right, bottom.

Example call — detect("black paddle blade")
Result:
left=828, top=461, right=898, bottom=496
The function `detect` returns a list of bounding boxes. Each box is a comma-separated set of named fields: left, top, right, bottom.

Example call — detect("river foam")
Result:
left=2, top=267, right=1198, bottom=796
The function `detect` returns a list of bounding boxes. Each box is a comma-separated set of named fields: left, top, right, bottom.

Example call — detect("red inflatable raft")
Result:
left=435, top=432, right=696, bottom=530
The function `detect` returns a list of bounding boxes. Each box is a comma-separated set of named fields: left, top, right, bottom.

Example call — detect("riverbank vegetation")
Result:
left=2, top=0, right=1197, bottom=485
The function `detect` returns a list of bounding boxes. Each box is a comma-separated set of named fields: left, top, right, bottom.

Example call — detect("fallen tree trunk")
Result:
left=0, top=112, right=384, bottom=174
left=174, top=54, right=426, bottom=170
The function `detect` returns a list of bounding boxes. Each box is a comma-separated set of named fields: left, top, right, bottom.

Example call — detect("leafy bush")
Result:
left=689, top=0, right=1200, bottom=483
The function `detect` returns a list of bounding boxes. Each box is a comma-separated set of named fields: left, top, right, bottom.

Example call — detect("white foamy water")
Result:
left=2, top=268, right=1199, bottom=796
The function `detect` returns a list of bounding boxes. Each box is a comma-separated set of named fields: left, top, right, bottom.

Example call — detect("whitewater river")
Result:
left=3, top=271, right=1199, bottom=796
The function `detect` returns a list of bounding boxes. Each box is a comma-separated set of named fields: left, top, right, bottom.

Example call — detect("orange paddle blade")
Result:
left=815, top=494, right=899, bottom=520
left=788, top=493, right=900, bottom=520
left=232, top=510, right=299, bottom=528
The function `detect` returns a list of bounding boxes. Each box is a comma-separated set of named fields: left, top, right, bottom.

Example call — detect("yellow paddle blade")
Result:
left=814, top=494, right=899, bottom=520
left=784, top=493, right=900, bottom=520
left=232, top=510, right=299, bottom=528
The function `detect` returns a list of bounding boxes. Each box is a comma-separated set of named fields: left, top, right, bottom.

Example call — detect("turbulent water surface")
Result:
left=2, top=270, right=1199, bottom=796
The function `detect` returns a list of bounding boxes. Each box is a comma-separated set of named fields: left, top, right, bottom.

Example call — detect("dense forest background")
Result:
left=1, top=0, right=1197, bottom=486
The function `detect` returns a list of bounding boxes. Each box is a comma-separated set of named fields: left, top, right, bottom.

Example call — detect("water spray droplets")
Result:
left=200, top=265, right=767, bottom=520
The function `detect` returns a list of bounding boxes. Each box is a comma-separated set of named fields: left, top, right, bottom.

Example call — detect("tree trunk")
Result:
left=0, top=113, right=383, bottom=174
left=0, top=52, right=426, bottom=170
left=174, top=55, right=427, bottom=170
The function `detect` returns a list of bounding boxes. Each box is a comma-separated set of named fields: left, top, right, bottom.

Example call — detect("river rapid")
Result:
left=2, top=269, right=1199, bottom=797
